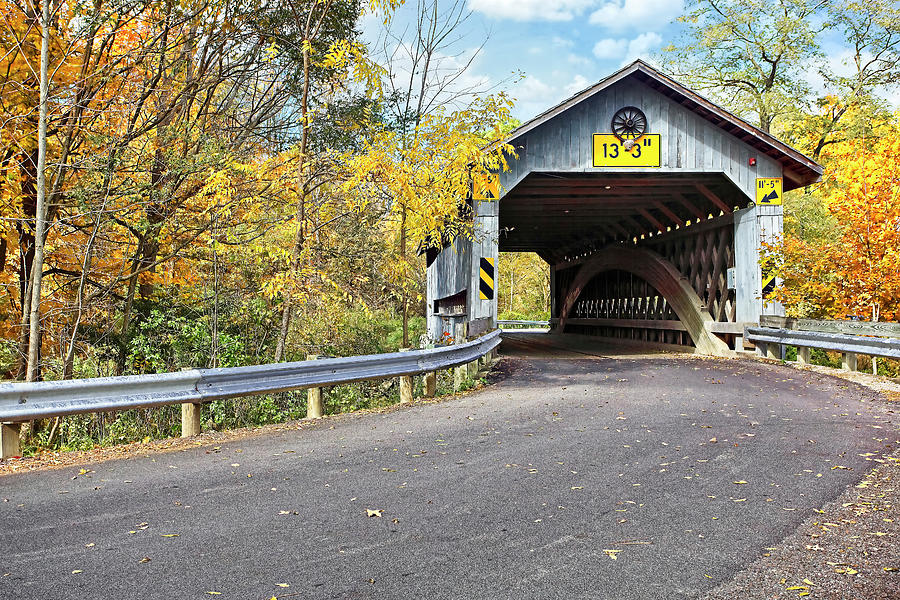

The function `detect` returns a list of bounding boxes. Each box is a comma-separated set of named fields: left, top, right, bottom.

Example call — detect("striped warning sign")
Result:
left=479, top=257, right=494, bottom=300
left=761, top=267, right=776, bottom=299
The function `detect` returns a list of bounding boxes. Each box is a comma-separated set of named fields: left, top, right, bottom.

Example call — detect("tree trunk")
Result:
left=275, top=38, right=312, bottom=361
left=26, top=0, right=52, bottom=382
left=400, top=203, right=408, bottom=347
left=15, top=150, right=37, bottom=379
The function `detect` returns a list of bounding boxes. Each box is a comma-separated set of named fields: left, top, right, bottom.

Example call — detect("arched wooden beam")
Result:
left=558, top=246, right=730, bottom=356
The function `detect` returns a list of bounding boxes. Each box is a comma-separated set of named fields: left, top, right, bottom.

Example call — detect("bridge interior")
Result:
left=499, top=172, right=747, bottom=263
left=499, top=171, right=749, bottom=351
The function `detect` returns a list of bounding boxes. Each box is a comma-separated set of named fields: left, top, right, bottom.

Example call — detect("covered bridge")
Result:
left=427, top=60, right=822, bottom=355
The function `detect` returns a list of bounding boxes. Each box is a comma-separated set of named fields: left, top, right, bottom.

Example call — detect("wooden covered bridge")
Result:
left=427, top=60, right=823, bottom=356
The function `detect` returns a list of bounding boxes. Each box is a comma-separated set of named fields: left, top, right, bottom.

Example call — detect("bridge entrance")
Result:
left=427, top=61, right=822, bottom=356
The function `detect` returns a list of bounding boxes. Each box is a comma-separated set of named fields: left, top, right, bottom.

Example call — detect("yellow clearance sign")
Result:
left=755, top=178, right=783, bottom=205
left=592, top=134, right=660, bottom=168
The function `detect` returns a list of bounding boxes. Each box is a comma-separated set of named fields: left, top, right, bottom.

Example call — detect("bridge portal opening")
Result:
left=496, top=252, right=550, bottom=322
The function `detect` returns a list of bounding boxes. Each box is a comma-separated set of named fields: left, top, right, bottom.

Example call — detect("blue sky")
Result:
left=363, top=0, right=686, bottom=120
left=465, top=0, right=688, bottom=119
left=362, top=1, right=899, bottom=123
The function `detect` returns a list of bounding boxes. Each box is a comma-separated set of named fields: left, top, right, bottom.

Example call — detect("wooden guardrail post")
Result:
left=181, top=403, right=202, bottom=437
left=179, top=366, right=202, bottom=437
left=306, top=354, right=323, bottom=418
left=453, top=322, right=467, bottom=392
left=398, top=348, right=413, bottom=404
left=797, top=346, right=810, bottom=365
left=424, top=371, right=436, bottom=397
left=1, top=422, right=21, bottom=459
left=842, top=352, right=858, bottom=372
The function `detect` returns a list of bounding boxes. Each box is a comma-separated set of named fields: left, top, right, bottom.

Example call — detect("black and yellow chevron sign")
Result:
left=479, top=257, right=495, bottom=300
left=761, top=267, right=777, bottom=299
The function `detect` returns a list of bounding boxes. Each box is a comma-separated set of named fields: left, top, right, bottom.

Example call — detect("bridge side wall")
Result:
left=426, top=200, right=499, bottom=341
left=734, top=204, right=784, bottom=323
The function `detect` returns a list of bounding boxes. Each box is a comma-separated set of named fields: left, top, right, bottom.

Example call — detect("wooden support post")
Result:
left=306, top=354, right=323, bottom=419
left=797, top=347, right=810, bottom=365
left=399, top=375, right=413, bottom=404
left=453, top=322, right=467, bottom=392
left=181, top=403, right=202, bottom=437
left=467, top=360, right=479, bottom=379
left=398, top=348, right=413, bottom=403
left=424, top=371, right=437, bottom=397
left=766, top=344, right=779, bottom=360
left=842, top=352, right=858, bottom=372
left=755, top=341, right=767, bottom=358
left=1, top=422, right=22, bottom=459
left=734, top=335, right=744, bottom=351
left=454, top=364, right=465, bottom=391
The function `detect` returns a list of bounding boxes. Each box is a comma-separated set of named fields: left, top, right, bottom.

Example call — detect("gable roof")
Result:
left=502, top=60, right=822, bottom=191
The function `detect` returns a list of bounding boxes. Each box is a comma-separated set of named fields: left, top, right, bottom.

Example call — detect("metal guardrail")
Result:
left=497, top=320, right=550, bottom=328
left=744, top=327, right=900, bottom=360
left=0, top=330, right=501, bottom=423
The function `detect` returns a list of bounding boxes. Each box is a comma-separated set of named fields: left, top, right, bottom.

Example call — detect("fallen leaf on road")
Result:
left=161, top=534, right=179, bottom=538
left=71, top=570, right=82, bottom=574
left=366, top=509, right=383, bottom=517
left=733, top=480, right=748, bottom=485
left=139, top=557, right=151, bottom=563
left=602, top=549, right=621, bottom=560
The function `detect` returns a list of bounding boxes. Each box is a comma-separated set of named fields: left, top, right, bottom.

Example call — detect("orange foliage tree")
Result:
left=766, top=118, right=900, bottom=321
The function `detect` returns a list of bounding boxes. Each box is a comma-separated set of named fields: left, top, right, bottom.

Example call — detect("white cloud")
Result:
left=565, top=74, right=591, bottom=96
left=468, top=0, right=597, bottom=22
left=592, top=32, right=662, bottom=62
left=625, top=32, right=662, bottom=60
left=552, top=36, right=576, bottom=49
left=593, top=38, right=627, bottom=59
left=589, top=0, right=683, bottom=31
left=567, top=53, right=593, bottom=67
left=512, top=76, right=555, bottom=104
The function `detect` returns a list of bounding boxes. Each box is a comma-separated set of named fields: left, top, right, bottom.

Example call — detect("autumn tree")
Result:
left=765, top=118, right=900, bottom=322
left=663, top=0, right=825, bottom=134
left=375, top=0, right=504, bottom=345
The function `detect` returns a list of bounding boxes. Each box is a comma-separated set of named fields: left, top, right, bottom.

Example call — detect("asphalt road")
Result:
left=1, top=333, right=897, bottom=600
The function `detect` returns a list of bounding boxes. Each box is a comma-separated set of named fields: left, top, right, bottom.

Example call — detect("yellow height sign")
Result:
left=755, top=178, right=783, bottom=206
left=479, top=257, right=495, bottom=300
left=592, top=134, right=660, bottom=167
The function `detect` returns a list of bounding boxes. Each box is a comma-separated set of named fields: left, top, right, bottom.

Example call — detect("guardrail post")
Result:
left=467, top=358, right=479, bottom=379
left=306, top=354, right=324, bottom=418
left=1, top=422, right=21, bottom=459
left=842, top=352, right=858, bottom=372
left=181, top=403, right=202, bottom=437
left=398, top=348, right=413, bottom=404
left=424, top=371, right=436, bottom=397
left=797, top=346, right=810, bottom=365
left=755, top=341, right=767, bottom=358
left=453, top=322, right=467, bottom=392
